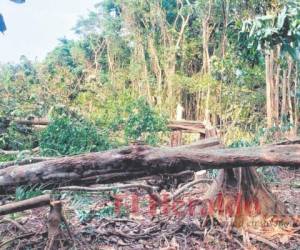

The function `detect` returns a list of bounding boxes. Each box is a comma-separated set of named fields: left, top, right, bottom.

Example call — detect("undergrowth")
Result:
left=15, top=185, right=44, bottom=201
left=67, top=189, right=128, bottom=223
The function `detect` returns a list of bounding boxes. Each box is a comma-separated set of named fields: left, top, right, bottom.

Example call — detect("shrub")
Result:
left=99, top=94, right=168, bottom=146
left=0, top=123, right=38, bottom=151
left=40, top=109, right=111, bottom=156
left=123, top=98, right=168, bottom=145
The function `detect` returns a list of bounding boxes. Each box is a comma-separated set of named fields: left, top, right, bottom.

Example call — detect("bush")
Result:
left=40, top=109, right=111, bottom=156
left=124, top=98, right=168, bottom=145
left=0, top=123, right=38, bottom=151
left=99, top=94, right=168, bottom=146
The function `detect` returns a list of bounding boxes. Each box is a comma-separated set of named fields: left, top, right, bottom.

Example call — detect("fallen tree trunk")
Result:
left=0, top=143, right=299, bottom=193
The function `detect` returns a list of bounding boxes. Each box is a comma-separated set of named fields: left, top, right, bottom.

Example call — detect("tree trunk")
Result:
left=265, top=50, right=275, bottom=128
left=281, top=69, right=288, bottom=122
left=286, top=59, right=294, bottom=125
left=0, top=144, right=299, bottom=194
left=202, top=0, right=212, bottom=125
left=148, top=37, right=163, bottom=108
left=221, top=0, right=229, bottom=58
left=294, top=64, right=299, bottom=135
left=274, top=46, right=281, bottom=126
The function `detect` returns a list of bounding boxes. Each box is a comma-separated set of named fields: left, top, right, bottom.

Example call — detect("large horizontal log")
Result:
left=0, top=143, right=299, bottom=193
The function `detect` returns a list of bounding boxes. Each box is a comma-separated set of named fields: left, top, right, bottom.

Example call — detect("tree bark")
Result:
left=0, top=144, right=299, bottom=193
left=265, top=50, right=275, bottom=127
left=274, top=46, right=281, bottom=126
left=286, top=58, right=294, bottom=125
left=294, top=64, right=299, bottom=135
left=281, top=69, right=288, bottom=120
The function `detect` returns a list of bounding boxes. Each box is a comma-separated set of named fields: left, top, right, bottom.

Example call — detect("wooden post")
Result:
left=170, top=130, right=182, bottom=147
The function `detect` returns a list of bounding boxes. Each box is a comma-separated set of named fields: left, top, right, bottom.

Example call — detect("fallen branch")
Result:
left=248, top=233, right=279, bottom=250
left=0, top=218, right=27, bottom=233
left=170, top=179, right=212, bottom=201
left=173, top=137, right=221, bottom=150
left=232, top=228, right=279, bottom=250
left=0, top=232, right=37, bottom=248
left=58, top=184, right=161, bottom=204
left=275, top=137, right=300, bottom=145
left=14, top=118, right=49, bottom=126
left=0, top=147, right=40, bottom=156
left=0, top=149, right=19, bottom=155
left=0, top=194, right=51, bottom=216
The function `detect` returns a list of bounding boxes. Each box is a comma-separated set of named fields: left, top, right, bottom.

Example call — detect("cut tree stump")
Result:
left=202, top=167, right=287, bottom=229
left=45, top=201, right=72, bottom=250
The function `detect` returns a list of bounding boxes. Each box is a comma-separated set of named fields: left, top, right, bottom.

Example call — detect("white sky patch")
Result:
left=0, top=0, right=99, bottom=63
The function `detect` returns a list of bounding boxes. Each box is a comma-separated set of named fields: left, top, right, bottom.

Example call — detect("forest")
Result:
left=0, top=0, right=299, bottom=249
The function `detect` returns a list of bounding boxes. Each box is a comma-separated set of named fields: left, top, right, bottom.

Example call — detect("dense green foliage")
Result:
left=124, top=98, right=167, bottom=144
left=40, top=114, right=111, bottom=156
left=39, top=100, right=167, bottom=156
left=15, top=185, right=44, bottom=201
left=0, top=123, right=38, bottom=151
left=0, top=0, right=299, bottom=154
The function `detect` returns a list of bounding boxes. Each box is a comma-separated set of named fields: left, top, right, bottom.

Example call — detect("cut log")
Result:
left=0, top=194, right=50, bottom=216
left=0, top=143, right=299, bottom=193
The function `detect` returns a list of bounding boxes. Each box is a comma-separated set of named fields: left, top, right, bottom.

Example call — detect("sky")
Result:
left=0, top=0, right=99, bottom=63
